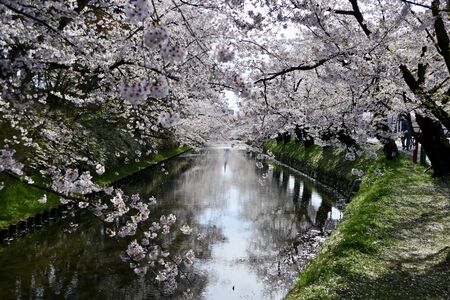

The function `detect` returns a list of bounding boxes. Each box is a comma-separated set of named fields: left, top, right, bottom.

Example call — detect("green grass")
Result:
left=0, top=145, right=190, bottom=229
left=267, top=142, right=450, bottom=299
left=0, top=174, right=60, bottom=229
left=263, top=140, right=370, bottom=195
left=93, top=145, right=190, bottom=186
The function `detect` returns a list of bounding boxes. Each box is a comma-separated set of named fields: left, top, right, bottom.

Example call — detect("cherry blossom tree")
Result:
left=1, top=0, right=450, bottom=295
left=214, top=0, right=450, bottom=175
left=0, top=0, right=230, bottom=293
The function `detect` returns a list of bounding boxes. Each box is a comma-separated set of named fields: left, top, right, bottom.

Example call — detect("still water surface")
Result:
left=0, top=148, right=343, bottom=299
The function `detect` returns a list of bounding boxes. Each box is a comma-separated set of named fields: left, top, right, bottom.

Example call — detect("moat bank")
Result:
left=0, top=145, right=190, bottom=232
left=263, top=141, right=450, bottom=300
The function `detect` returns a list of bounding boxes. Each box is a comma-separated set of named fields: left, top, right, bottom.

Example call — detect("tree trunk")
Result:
left=415, top=114, right=450, bottom=177
left=383, top=139, right=399, bottom=160
left=304, top=136, right=315, bottom=148
left=282, top=132, right=291, bottom=144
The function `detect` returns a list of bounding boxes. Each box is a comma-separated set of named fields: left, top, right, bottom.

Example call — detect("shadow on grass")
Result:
left=335, top=249, right=449, bottom=300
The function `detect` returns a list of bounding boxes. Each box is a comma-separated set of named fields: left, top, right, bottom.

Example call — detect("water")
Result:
left=0, top=149, right=343, bottom=299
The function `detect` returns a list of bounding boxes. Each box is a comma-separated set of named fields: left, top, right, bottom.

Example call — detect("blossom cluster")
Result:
left=144, top=27, right=169, bottom=49
left=50, top=168, right=101, bottom=195
left=104, top=190, right=130, bottom=223
left=232, top=74, right=253, bottom=98
left=158, top=111, right=180, bottom=128
left=214, top=44, right=235, bottom=63
left=119, top=76, right=169, bottom=105
left=351, top=168, right=365, bottom=177
left=119, top=80, right=151, bottom=105
left=143, top=25, right=187, bottom=63
left=125, top=0, right=153, bottom=24
left=161, top=43, right=188, bottom=63
left=0, top=149, right=24, bottom=175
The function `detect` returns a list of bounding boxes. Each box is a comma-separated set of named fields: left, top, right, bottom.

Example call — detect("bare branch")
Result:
left=255, top=58, right=331, bottom=84
left=399, top=0, right=450, bottom=11
left=348, top=0, right=371, bottom=37
left=333, top=10, right=355, bottom=16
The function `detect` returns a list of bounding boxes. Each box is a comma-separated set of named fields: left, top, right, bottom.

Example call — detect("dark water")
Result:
left=0, top=148, right=343, bottom=300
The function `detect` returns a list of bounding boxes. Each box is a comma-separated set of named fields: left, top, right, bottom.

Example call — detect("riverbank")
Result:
left=263, top=141, right=369, bottom=196
left=0, top=145, right=190, bottom=230
left=263, top=141, right=450, bottom=299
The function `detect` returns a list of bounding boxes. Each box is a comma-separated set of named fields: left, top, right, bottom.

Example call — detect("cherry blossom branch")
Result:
left=2, top=170, right=86, bottom=202
left=178, top=0, right=218, bottom=10
left=240, top=39, right=287, bottom=65
left=399, top=0, right=450, bottom=11
left=334, top=0, right=371, bottom=37
left=254, top=57, right=331, bottom=84
left=0, top=0, right=78, bottom=48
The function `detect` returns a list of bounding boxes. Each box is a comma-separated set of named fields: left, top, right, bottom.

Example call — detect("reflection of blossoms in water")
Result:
left=258, top=178, right=266, bottom=186
left=250, top=230, right=330, bottom=295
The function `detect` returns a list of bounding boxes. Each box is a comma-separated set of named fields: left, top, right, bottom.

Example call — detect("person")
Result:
left=399, top=114, right=412, bottom=150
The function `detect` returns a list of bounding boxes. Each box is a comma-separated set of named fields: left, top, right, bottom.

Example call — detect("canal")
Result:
left=0, top=148, right=343, bottom=299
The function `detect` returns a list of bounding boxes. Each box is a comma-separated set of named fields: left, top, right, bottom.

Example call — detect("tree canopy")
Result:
left=1, top=0, right=450, bottom=293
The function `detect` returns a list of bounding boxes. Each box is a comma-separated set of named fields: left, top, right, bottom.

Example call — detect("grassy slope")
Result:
left=263, top=140, right=355, bottom=174
left=263, top=140, right=370, bottom=195
left=0, top=146, right=190, bottom=229
left=0, top=174, right=60, bottom=229
left=93, top=145, right=190, bottom=186
left=264, top=141, right=450, bottom=299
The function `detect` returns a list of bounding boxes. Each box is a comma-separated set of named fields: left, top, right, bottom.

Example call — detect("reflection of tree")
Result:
left=315, top=195, right=332, bottom=232
left=281, top=170, right=289, bottom=191
left=245, top=164, right=342, bottom=296
left=293, top=179, right=314, bottom=229
left=0, top=212, right=143, bottom=299
left=0, top=150, right=343, bottom=300
left=119, top=157, right=193, bottom=196
left=0, top=155, right=213, bottom=300
left=272, top=168, right=281, bottom=188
